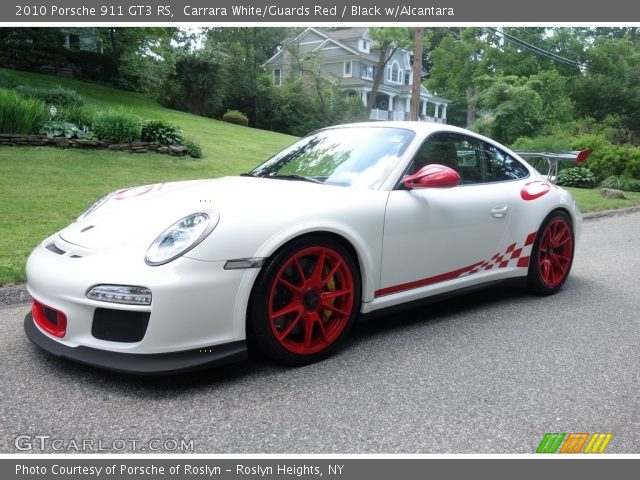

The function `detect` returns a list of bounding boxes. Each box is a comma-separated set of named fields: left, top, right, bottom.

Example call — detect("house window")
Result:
left=359, top=40, right=370, bottom=53
left=361, top=64, right=375, bottom=80
left=273, top=68, right=281, bottom=86
left=344, top=61, right=352, bottom=77
left=387, top=62, right=402, bottom=84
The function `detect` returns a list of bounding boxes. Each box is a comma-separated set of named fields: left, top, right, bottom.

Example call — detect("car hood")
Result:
left=58, top=176, right=377, bottom=250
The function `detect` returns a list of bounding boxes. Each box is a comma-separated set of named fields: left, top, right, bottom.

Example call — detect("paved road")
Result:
left=1, top=212, right=639, bottom=454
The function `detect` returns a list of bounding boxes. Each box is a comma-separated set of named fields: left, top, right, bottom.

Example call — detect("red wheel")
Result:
left=527, top=211, right=575, bottom=295
left=248, top=237, right=360, bottom=365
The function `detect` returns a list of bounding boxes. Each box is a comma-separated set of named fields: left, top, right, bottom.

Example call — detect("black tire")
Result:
left=527, top=210, right=575, bottom=295
left=247, top=236, right=361, bottom=366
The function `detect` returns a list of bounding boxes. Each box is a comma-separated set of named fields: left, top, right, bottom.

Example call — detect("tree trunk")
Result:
left=466, top=86, right=477, bottom=127
left=410, top=28, right=424, bottom=121
left=366, top=45, right=389, bottom=116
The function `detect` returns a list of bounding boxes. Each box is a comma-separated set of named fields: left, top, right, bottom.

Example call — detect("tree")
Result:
left=475, top=77, right=544, bottom=144
left=366, top=27, right=412, bottom=116
left=426, top=28, right=491, bottom=127
left=205, top=28, right=293, bottom=125
left=158, top=49, right=227, bottom=117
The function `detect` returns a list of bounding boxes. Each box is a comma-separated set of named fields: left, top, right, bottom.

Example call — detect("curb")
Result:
left=583, top=204, right=640, bottom=221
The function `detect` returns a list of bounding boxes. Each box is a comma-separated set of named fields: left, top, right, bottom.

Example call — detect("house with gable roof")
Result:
left=264, top=27, right=450, bottom=123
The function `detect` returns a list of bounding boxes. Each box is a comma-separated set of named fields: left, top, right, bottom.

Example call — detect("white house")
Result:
left=264, top=27, right=450, bottom=123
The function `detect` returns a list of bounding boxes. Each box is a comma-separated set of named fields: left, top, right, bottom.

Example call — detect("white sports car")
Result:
left=25, top=122, right=583, bottom=374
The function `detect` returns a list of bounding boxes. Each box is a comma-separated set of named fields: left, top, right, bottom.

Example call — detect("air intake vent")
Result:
left=45, top=243, right=66, bottom=255
left=92, top=308, right=150, bottom=343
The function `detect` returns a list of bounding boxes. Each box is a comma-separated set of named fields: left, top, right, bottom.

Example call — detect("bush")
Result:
left=600, top=175, right=640, bottom=192
left=140, top=120, right=183, bottom=146
left=39, top=120, right=85, bottom=139
left=0, top=88, right=48, bottom=134
left=556, top=167, right=598, bottom=188
left=183, top=137, right=203, bottom=158
left=15, top=85, right=85, bottom=108
left=569, top=134, right=640, bottom=180
left=55, top=105, right=95, bottom=129
left=92, top=109, right=141, bottom=143
left=222, top=110, right=249, bottom=127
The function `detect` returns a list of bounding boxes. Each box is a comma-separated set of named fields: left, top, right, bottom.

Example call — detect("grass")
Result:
left=564, top=187, right=640, bottom=213
left=0, top=68, right=296, bottom=284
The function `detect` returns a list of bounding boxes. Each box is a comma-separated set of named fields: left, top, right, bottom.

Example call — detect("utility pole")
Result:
left=410, top=27, right=424, bottom=121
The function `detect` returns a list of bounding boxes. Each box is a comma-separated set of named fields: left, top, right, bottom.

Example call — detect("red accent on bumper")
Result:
left=32, top=299, right=67, bottom=338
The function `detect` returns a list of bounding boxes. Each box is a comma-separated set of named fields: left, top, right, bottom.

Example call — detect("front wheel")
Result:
left=248, top=237, right=361, bottom=366
left=527, top=211, right=575, bottom=295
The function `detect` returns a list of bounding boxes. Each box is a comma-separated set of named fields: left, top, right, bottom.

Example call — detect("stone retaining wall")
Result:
left=0, top=134, right=188, bottom=156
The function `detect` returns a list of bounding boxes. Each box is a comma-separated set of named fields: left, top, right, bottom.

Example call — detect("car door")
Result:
left=377, top=132, right=513, bottom=301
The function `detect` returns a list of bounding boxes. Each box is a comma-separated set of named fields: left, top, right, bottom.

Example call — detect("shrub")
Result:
left=569, top=134, right=640, bottom=180
left=556, top=167, right=598, bottom=188
left=0, top=88, right=48, bottom=134
left=15, top=85, right=85, bottom=108
left=140, top=120, right=183, bottom=146
left=222, top=110, right=249, bottom=127
left=183, top=137, right=203, bottom=158
left=92, top=109, right=141, bottom=143
left=56, top=105, right=95, bottom=129
left=600, top=175, right=640, bottom=192
left=39, top=120, right=85, bottom=139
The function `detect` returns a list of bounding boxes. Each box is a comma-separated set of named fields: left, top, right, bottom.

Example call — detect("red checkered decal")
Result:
left=458, top=231, right=537, bottom=278
left=374, top=231, right=539, bottom=297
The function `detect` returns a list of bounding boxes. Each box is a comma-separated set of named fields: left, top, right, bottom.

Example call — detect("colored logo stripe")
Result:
left=537, top=433, right=565, bottom=453
left=537, top=433, right=613, bottom=453
left=584, top=433, right=613, bottom=453
left=560, top=433, right=589, bottom=453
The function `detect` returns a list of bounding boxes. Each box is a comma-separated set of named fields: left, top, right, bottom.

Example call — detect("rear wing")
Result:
left=515, top=150, right=591, bottom=184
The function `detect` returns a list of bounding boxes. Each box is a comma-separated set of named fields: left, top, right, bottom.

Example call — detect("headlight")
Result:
left=78, top=192, right=114, bottom=220
left=145, top=212, right=216, bottom=266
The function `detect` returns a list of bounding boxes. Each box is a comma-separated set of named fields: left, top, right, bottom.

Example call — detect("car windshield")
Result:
left=248, top=126, right=416, bottom=189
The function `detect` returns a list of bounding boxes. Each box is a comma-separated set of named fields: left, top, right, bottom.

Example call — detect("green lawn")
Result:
left=565, top=187, right=640, bottom=213
left=0, top=69, right=295, bottom=284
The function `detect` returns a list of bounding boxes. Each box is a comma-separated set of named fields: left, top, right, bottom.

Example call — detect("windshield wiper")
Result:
left=269, top=174, right=324, bottom=184
left=240, top=172, right=256, bottom=177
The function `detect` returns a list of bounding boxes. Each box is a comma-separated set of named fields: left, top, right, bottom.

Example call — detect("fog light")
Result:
left=87, top=285, right=152, bottom=305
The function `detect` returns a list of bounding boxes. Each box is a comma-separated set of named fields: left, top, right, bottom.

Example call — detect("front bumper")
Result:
left=24, top=312, right=247, bottom=375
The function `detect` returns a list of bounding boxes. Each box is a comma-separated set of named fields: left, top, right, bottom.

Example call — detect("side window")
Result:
left=483, top=143, right=529, bottom=182
left=410, top=133, right=484, bottom=185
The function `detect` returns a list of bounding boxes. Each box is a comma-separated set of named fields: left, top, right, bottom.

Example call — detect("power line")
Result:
left=485, top=27, right=640, bottom=83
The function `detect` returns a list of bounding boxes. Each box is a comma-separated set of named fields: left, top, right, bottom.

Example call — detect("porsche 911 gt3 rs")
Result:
left=25, top=122, right=583, bottom=373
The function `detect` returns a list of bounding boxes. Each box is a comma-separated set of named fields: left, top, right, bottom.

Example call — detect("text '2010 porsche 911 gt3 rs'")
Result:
left=25, top=122, right=585, bottom=374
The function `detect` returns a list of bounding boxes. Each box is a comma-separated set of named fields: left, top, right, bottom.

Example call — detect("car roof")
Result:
left=323, top=121, right=478, bottom=137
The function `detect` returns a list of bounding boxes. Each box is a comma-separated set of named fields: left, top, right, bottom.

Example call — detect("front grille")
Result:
left=91, top=308, right=150, bottom=343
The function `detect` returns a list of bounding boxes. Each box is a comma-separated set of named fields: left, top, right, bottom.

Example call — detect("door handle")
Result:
left=491, top=204, right=509, bottom=218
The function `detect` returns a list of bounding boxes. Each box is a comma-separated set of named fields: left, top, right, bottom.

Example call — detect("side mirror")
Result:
left=403, top=164, right=461, bottom=189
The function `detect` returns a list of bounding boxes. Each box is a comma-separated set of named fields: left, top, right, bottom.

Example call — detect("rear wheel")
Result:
left=248, top=237, right=361, bottom=365
left=527, top=211, right=575, bottom=295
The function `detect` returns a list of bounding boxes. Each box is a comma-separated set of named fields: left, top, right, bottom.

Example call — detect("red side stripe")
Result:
left=374, top=262, right=483, bottom=298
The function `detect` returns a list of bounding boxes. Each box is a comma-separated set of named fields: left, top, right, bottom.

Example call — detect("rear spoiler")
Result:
left=515, top=150, right=591, bottom=184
